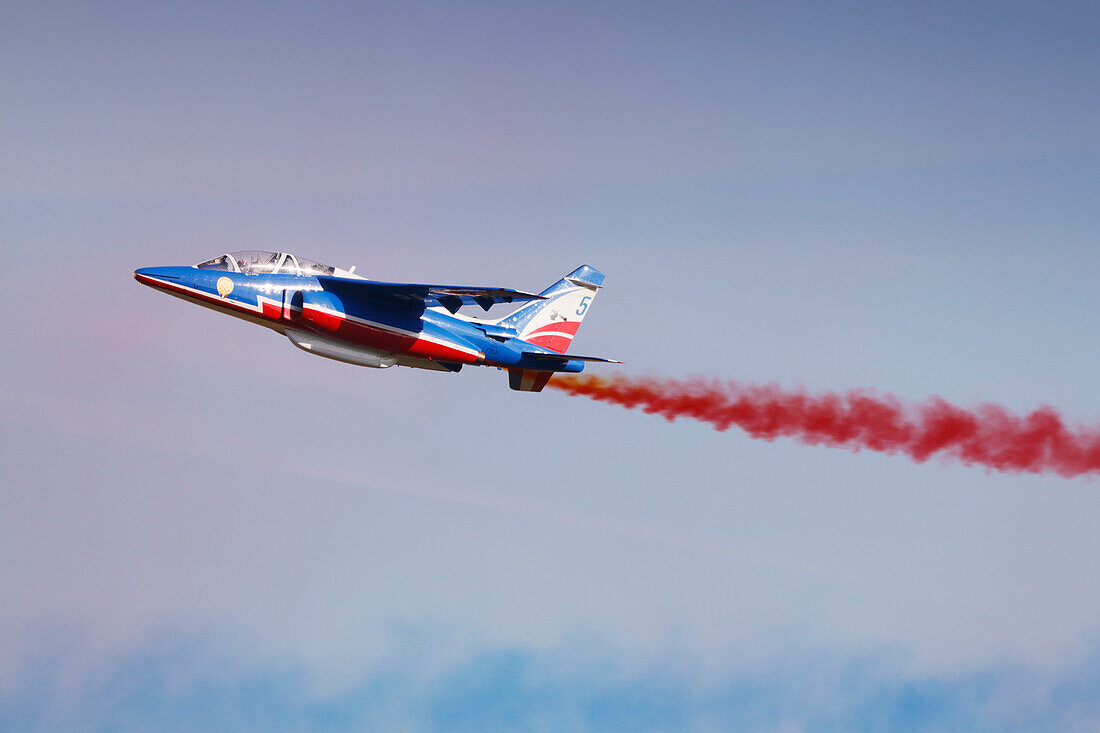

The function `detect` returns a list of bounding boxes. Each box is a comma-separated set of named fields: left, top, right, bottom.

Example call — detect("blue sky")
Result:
left=6, top=621, right=1100, bottom=732
left=2, top=1, right=1100, bottom=729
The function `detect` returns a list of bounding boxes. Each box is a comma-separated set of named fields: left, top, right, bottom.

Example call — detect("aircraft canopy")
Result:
left=196, top=251, right=338, bottom=276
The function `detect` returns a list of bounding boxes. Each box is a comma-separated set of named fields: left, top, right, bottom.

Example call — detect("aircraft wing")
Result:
left=316, top=276, right=544, bottom=313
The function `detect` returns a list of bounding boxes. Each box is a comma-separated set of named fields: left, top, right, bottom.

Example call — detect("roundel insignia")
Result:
left=216, top=277, right=234, bottom=298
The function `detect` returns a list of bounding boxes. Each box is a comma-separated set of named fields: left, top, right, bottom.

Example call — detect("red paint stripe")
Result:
left=528, top=321, right=581, bottom=336
left=526, top=334, right=574, bottom=354
left=407, top=335, right=480, bottom=363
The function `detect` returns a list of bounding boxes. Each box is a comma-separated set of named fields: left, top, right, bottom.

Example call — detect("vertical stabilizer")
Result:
left=500, top=265, right=603, bottom=354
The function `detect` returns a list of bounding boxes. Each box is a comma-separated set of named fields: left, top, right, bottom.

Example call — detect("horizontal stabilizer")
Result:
left=317, top=276, right=544, bottom=313
left=520, top=352, right=622, bottom=365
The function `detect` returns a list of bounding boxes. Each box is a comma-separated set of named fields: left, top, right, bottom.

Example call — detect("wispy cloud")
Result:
left=3, top=621, right=1099, bottom=732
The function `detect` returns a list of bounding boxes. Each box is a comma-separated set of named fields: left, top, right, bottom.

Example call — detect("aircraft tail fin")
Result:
left=499, top=265, right=603, bottom=354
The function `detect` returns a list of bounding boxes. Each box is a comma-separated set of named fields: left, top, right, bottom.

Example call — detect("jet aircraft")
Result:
left=134, top=251, right=618, bottom=391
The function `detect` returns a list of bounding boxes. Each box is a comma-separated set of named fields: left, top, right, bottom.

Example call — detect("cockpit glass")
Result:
left=279, top=254, right=301, bottom=275
left=195, top=251, right=337, bottom=276
left=229, top=251, right=282, bottom=274
left=297, top=257, right=336, bottom=276
left=195, top=254, right=238, bottom=272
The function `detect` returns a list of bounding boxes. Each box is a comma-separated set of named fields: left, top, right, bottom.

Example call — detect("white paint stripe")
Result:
left=143, top=276, right=272, bottom=314
left=526, top=330, right=576, bottom=341
left=414, top=333, right=482, bottom=357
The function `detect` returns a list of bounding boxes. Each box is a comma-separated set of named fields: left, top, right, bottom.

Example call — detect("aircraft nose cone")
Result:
left=133, top=266, right=180, bottom=287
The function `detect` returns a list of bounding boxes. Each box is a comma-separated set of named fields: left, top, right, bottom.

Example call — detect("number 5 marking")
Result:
left=576, top=296, right=591, bottom=317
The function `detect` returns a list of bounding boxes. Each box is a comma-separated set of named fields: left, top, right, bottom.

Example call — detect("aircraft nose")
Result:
left=133, top=266, right=180, bottom=286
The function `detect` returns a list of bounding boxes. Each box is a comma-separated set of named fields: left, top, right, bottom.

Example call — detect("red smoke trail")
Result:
left=549, top=374, right=1100, bottom=477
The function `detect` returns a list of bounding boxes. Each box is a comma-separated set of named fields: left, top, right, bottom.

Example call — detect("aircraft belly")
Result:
left=330, top=317, right=418, bottom=355
left=404, top=331, right=482, bottom=363
left=394, top=356, right=462, bottom=372
left=299, top=306, right=482, bottom=365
